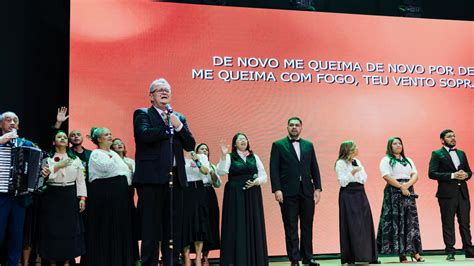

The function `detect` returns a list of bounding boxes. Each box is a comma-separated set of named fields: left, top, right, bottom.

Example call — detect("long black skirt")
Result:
left=182, top=181, right=211, bottom=248
left=339, top=183, right=378, bottom=264
left=203, top=185, right=220, bottom=252
left=129, top=186, right=140, bottom=262
left=23, top=193, right=41, bottom=250
left=220, top=175, right=268, bottom=266
left=81, top=176, right=133, bottom=266
left=38, top=185, right=85, bottom=261
left=377, top=180, right=422, bottom=255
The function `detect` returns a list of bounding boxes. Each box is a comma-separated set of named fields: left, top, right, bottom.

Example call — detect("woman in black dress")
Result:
left=182, top=151, right=210, bottom=266
left=38, top=130, right=87, bottom=265
left=377, top=137, right=424, bottom=262
left=82, top=127, right=134, bottom=266
left=111, top=138, right=140, bottom=265
left=335, top=140, right=378, bottom=264
left=195, top=143, right=221, bottom=266
left=217, top=132, right=268, bottom=266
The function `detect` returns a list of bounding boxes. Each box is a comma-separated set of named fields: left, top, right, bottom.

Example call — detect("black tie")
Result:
left=449, top=148, right=457, bottom=152
left=290, top=139, right=300, bottom=143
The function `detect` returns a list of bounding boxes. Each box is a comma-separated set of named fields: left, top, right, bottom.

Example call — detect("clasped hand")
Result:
left=454, top=170, right=468, bottom=180
left=400, top=183, right=410, bottom=197
left=244, top=179, right=258, bottom=190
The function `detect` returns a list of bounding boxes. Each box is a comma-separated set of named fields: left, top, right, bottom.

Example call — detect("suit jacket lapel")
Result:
left=148, top=106, right=165, bottom=128
left=440, top=148, right=457, bottom=170
left=285, top=138, right=300, bottom=162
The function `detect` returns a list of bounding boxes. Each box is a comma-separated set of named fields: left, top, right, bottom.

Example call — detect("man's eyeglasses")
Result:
left=152, top=88, right=171, bottom=94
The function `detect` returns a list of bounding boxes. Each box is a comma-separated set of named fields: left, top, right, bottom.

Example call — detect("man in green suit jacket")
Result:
left=270, top=117, right=322, bottom=266
left=428, top=129, right=473, bottom=261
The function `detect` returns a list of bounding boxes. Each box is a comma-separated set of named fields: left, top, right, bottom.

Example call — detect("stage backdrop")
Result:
left=70, top=1, right=473, bottom=257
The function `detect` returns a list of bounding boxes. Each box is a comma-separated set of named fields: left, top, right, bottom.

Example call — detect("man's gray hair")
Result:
left=0, top=111, right=18, bottom=123
left=149, top=78, right=171, bottom=94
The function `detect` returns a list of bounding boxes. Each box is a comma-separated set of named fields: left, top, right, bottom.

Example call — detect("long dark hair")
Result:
left=50, top=130, right=77, bottom=160
left=386, top=136, right=411, bottom=168
left=231, top=132, right=253, bottom=155
left=195, top=143, right=210, bottom=158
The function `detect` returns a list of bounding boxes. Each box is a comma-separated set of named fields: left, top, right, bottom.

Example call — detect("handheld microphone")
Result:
left=351, top=159, right=358, bottom=167
left=165, top=104, right=173, bottom=114
left=9, top=128, right=17, bottom=146
left=164, top=104, right=174, bottom=136
left=190, top=151, right=201, bottom=168
left=243, top=173, right=258, bottom=190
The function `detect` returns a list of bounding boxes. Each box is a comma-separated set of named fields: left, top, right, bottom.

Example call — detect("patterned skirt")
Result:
left=377, top=179, right=422, bottom=255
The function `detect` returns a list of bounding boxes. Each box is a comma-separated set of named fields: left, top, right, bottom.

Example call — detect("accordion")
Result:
left=0, top=146, right=45, bottom=196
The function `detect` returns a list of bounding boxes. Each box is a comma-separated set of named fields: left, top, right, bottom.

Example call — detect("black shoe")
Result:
left=302, top=258, right=319, bottom=266
left=370, top=260, right=382, bottom=264
left=290, top=261, right=300, bottom=266
left=446, top=254, right=455, bottom=261
left=399, top=255, right=408, bottom=263
left=466, top=248, right=474, bottom=258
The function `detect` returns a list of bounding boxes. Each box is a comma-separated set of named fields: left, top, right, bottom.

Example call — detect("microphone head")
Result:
left=9, top=128, right=17, bottom=146
left=165, top=104, right=173, bottom=113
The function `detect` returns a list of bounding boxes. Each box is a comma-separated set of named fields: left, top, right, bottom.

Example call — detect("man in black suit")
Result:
left=133, top=78, right=195, bottom=266
left=270, top=117, right=322, bottom=266
left=429, top=129, right=473, bottom=261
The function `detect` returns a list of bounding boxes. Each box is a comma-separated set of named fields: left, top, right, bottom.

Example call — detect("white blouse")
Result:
left=47, top=153, right=87, bottom=197
left=379, top=156, right=417, bottom=180
left=335, top=158, right=367, bottom=187
left=185, top=153, right=210, bottom=182
left=89, top=149, right=133, bottom=185
left=216, top=152, right=267, bottom=185
left=123, top=157, right=136, bottom=173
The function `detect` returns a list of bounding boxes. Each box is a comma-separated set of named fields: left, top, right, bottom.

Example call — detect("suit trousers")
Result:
left=138, top=168, right=184, bottom=266
left=279, top=182, right=315, bottom=262
left=438, top=187, right=473, bottom=255
left=0, top=195, right=26, bottom=266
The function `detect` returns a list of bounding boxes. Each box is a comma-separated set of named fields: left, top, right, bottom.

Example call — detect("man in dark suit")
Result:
left=270, top=117, right=322, bottom=266
left=429, top=129, right=473, bottom=261
left=133, top=78, right=195, bottom=266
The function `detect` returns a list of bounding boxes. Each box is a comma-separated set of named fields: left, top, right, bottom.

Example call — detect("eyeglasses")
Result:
left=152, top=88, right=171, bottom=94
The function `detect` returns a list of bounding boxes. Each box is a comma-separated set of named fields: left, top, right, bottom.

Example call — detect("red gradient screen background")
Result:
left=70, top=1, right=474, bottom=256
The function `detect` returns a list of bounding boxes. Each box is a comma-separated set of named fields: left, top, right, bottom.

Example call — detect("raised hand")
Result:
left=219, top=141, right=229, bottom=156
left=56, top=106, right=69, bottom=123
